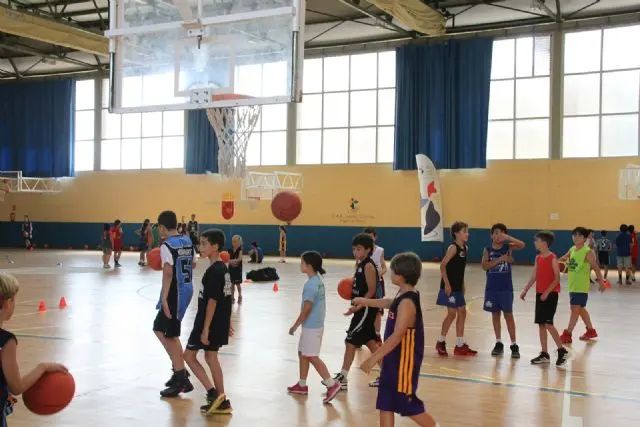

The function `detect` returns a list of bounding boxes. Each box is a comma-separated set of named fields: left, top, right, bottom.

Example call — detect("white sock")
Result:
left=511, top=340, right=517, bottom=345
left=322, top=378, right=336, bottom=388
left=496, top=339, right=502, bottom=344
left=340, top=370, right=348, bottom=378
left=438, top=336, right=445, bottom=343
left=456, top=337, right=464, bottom=346
left=298, top=379, right=306, bottom=387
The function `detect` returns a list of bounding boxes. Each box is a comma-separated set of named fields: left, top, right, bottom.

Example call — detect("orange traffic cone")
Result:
left=38, top=301, right=46, bottom=313
left=272, top=283, right=279, bottom=292
left=58, top=297, right=67, bottom=309
left=244, top=279, right=251, bottom=283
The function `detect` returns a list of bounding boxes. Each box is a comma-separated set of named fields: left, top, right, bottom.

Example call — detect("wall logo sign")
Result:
left=333, top=197, right=374, bottom=224
left=221, top=192, right=235, bottom=220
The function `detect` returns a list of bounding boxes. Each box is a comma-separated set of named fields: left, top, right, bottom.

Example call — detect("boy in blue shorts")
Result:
left=482, top=223, right=525, bottom=358
left=435, top=221, right=477, bottom=356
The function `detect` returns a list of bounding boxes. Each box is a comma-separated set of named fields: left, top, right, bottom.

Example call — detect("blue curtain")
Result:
left=0, top=79, right=75, bottom=177
left=185, top=110, right=218, bottom=174
left=394, top=38, right=493, bottom=170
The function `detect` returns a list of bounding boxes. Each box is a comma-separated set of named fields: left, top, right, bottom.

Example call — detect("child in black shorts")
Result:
left=228, top=235, right=243, bottom=303
left=520, top=231, right=569, bottom=366
left=183, top=229, right=234, bottom=415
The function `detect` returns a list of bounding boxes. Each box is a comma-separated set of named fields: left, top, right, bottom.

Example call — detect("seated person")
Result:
left=248, top=241, right=264, bottom=264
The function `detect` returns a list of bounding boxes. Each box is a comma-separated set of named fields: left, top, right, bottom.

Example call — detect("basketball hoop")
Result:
left=206, top=94, right=261, bottom=179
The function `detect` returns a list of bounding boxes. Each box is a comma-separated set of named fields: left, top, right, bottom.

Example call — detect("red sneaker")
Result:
left=287, top=383, right=309, bottom=395
left=579, top=328, right=598, bottom=341
left=560, top=329, right=572, bottom=344
left=454, top=344, right=478, bottom=356
left=435, top=341, right=448, bottom=356
left=323, top=382, right=340, bottom=404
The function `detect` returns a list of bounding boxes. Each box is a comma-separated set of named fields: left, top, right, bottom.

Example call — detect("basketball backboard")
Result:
left=105, top=0, right=305, bottom=113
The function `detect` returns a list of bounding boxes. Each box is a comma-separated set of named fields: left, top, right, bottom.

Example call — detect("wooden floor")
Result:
left=2, top=249, right=640, bottom=427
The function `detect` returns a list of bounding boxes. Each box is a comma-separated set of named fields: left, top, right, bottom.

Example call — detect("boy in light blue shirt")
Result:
left=288, top=251, right=340, bottom=404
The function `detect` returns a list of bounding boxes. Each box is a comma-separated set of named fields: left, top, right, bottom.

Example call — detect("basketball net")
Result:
left=206, top=103, right=261, bottom=179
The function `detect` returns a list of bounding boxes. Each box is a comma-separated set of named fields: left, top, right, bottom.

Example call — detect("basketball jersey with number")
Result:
left=485, top=244, right=513, bottom=292
left=156, top=234, right=194, bottom=320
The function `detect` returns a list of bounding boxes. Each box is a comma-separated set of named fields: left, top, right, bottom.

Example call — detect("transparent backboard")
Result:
left=106, top=0, right=304, bottom=113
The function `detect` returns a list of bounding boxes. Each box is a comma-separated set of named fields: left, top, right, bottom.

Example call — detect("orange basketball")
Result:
left=558, top=261, right=567, bottom=274
left=23, top=371, right=75, bottom=415
left=220, top=251, right=230, bottom=263
left=337, top=277, right=353, bottom=300
left=271, top=190, right=302, bottom=223
left=148, top=247, right=162, bottom=271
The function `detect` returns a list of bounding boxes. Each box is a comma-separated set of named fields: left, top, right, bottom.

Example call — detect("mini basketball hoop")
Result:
left=206, top=94, right=261, bottom=179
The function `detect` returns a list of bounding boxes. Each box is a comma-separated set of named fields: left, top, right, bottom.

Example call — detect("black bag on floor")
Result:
left=246, top=267, right=279, bottom=282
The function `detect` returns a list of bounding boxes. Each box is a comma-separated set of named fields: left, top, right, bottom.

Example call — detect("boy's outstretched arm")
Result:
left=352, top=297, right=393, bottom=309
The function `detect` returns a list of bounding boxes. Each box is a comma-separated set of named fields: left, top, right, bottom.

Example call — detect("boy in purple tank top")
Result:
left=355, top=252, right=437, bottom=427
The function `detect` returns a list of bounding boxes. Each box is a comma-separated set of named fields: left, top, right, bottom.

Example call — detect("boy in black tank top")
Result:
left=435, top=221, right=478, bottom=357
left=332, top=233, right=381, bottom=390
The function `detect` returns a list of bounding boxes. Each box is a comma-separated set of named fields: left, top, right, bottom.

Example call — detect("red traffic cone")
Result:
left=58, top=297, right=67, bottom=309
left=38, top=301, right=46, bottom=313
left=272, top=283, right=279, bottom=292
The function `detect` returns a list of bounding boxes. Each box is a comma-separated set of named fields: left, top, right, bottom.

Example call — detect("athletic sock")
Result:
left=438, top=336, right=445, bottom=343
left=340, top=370, right=348, bottom=377
left=456, top=337, right=464, bottom=346
left=322, top=378, right=336, bottom=387
left=298, top=379, right=306, bottom=387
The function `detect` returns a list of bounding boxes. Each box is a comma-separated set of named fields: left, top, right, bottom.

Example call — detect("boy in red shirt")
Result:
left=630, top=225, right=638, bottom=282
left=111, top=220, right=123, bottom=268
left=520, top=231, right=569, bottom=367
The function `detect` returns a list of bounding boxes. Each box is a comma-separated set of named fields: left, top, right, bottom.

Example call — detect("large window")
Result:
left=74, top=79, right=95, bottom=172
left=487, top=36, right=551, bottom=160
left=296, top=51, right=396, bottom=165
left=563, top=26, right=640, bottom=158
left=100, top=79, right=185, bottom=170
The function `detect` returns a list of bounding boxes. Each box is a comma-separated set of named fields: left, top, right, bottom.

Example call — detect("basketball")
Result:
left=148, top=247, right=162, bottom=271
left=23, top=371, right=75, bottom=415
left=558, top=261, right=567, bottom=274
left=220, top=251, right=230, bottom=263
left=337, top=277, right=353, bottom=300
left=271, top=191, right=302, bottom=223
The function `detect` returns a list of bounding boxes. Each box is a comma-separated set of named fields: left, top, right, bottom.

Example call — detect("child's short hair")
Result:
left=352, top=233, right=374, bottom=251
left=114, top=219, right=121, bottom=226
left=103, top=223, right=110, bottom=231
left=629, top=225, right=635, bottom=233
left=279, top=225, right=287, bottom=232
left=390, top=252, right=422, bottom=286
left=620, top=224, right=628, bottom=232
left=600, top=230, right=607, bottom=236
left=0, top=273, right=19, bottom=304
left=491, top=223, right=507, bottom=234
left=450, top=221, right=468, bottom=239
left=572, top=227, right=589, bottom=238
left=363, top=226, right=377, bottom=237
left=535, top=231, right=554, bottom=247
left=301, top=251, right=326, bottom=275
left=201, top=228, right=225, bottom=250
left=158, top=211, right=177, bottom=230
left=232, top=235, right=243, bottom=246
left=251, top=241, right=258, bottom=247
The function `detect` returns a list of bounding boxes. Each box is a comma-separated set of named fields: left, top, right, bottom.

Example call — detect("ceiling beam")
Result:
left=16, top=0, right=90, bottom=8
left=63, top=7, right=108, bottom=18
left=0, top=4, right=108, bottom=56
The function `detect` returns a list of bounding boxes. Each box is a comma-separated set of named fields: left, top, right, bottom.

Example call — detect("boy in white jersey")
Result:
left=363, top=227, right=387, bottom=388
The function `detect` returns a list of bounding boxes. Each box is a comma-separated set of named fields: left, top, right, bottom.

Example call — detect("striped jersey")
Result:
left=379, top=291, right=424, bottom=396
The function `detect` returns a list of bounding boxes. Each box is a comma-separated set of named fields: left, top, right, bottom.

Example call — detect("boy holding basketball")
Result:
left=356, top=252, right=437, bottom=427
left=184, top=229, right=234, bottom=415
left=0, top=272, right=69, bottom=425
left=153, top=210, right=197, bottom=398
left=436, top=221, right=477, bottom=356
left=559, top=227, right=606, bottom=344
left=482, top=223, right=525, bottom=358
left=332, top=233, right=380, bottom=390
left=520, top=231, right=569, bottom=366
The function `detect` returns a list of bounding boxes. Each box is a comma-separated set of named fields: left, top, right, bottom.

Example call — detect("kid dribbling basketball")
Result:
left=356, top=252, right=437, bottom=427
left=228, top=235, right=243, bottom=304
left=436, top=221, right=477, bottom=356
left=0, top=272, right=69, bottom=426
left=287, top=251, right=340, bottom=404
left=333, top=233, right=380, bottom=389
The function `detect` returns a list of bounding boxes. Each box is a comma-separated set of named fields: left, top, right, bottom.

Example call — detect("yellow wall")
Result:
left=5, top=157, right=638, bottom=229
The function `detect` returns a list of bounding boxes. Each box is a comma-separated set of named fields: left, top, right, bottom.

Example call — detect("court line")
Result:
left=15, top=334, right=71, bottom=341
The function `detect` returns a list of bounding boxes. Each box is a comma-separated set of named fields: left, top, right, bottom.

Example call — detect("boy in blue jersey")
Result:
left=482, top=223, right=525, bottom=358
left=153, top=210, right=197, bottom=398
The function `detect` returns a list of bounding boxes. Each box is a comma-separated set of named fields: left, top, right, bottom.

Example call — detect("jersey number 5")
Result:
left=176, top=256, right=193, bottom=286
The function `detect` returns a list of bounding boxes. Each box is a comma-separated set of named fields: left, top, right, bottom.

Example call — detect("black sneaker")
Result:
left=530, top=352, right=550, bottom=365
left=115, top=261, right=122, bottom=268
left=491, top=342, right=504, bottom=356
left=510, top=344, right=520, bottom=359
left=333, top=372, right=348, bottom=390
left=165, top=369, right=191, bottom=387
left=200, top=390, right=226, bottom=414
left=160, top=370, right=193, bottom=398
left=209, top=399, right=232, bottom=415
left=556, top=348, right=569, bottom=366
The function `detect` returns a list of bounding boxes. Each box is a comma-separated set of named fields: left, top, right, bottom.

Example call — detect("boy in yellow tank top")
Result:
left=558, top=227, right=606, bottom=344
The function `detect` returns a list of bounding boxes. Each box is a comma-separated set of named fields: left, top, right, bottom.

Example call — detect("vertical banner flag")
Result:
left=221, top=192, right=235, bottom=220
left=416, top=154, right=443, bottom=242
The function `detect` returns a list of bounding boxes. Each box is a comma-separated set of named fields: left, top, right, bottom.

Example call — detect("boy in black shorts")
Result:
left=332, top=233, right=380, bottom=390
left=520, top=231, right=569, bottom=366
left=184, top=229, right=234, bottom=415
